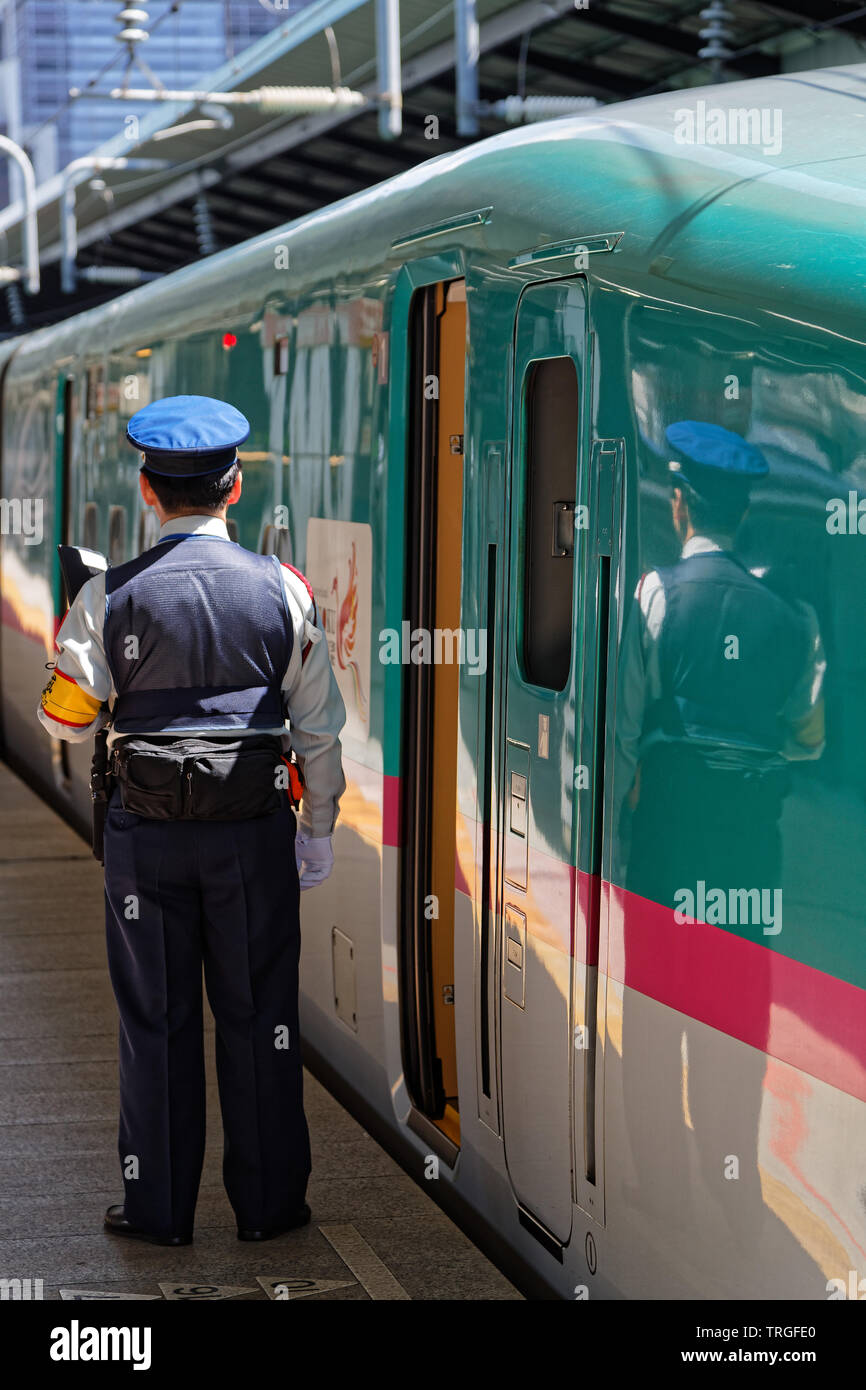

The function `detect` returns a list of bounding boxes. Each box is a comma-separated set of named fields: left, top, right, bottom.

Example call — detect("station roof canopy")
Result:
left=1, top=0, right=864, bottom=332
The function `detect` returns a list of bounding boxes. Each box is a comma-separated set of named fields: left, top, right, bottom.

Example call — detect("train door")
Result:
left=498, top=278, right=589, bottom=1246
left=52, top=371, right=75, bottom=790
left=571, top=431, right=624, bottom=1231
left=52, top=373, right=73, bottom=612
left=400, top=278, right=466, bottom=1153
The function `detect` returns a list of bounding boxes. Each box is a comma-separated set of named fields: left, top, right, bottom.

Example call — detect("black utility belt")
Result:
left=111, top=735, right=291, bottom=821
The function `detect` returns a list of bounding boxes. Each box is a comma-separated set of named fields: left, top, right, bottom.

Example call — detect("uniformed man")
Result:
left=38, top=394, right=346, bottom=1246
left=617, top=419, right=826, bottom=906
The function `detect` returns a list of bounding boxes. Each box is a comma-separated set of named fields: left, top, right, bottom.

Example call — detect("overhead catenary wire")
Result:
left=72, top=4, right=459, bottom=202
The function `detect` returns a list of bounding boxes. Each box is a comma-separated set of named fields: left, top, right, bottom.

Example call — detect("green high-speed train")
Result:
left=2, top=63, right=865, bottom=1300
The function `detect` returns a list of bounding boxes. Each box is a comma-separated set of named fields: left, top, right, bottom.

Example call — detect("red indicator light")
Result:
left=222, top=332, right=237, bottom=349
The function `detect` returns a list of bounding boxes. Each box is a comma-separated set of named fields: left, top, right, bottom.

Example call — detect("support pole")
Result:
left=61, top=155, right=167, bottom=293
left=0, top=135, right=39, bottom=295
left=455, top=0, right=480, bottom=137
left=375, top=0, right=402, bottom=140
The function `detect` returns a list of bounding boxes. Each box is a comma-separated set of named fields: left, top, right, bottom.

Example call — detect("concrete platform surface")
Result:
left=0, top=762, right=521, bottom=1302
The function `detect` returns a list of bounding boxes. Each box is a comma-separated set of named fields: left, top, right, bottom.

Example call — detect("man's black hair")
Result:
left=142, top=460, right=241, bottom=514
left=677, top=478, right=749, bottom=537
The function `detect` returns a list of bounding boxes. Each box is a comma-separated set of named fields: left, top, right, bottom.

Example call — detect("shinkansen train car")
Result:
left=1, top=64, right=865, bottom=1300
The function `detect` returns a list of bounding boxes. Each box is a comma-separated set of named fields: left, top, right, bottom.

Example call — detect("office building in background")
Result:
left=0, top=0, right=310, bottom=205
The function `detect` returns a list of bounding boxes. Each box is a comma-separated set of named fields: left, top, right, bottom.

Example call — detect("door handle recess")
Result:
left=504, top=905, right=527, bottom=1008
left=510, top=771, right=527, bottom=836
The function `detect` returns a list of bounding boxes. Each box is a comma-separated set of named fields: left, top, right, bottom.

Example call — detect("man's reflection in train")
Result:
left=614, top=420, right=826, bottom=1266
left=618, top=420, right=826, bottom=911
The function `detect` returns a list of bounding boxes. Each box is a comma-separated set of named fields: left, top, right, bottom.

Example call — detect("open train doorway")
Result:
left=400, top=278, right=467, bottom=1156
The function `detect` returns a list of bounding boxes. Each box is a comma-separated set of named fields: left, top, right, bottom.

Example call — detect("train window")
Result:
left=86, top=364, right=105, bottom=419
left=82, top=502, right=99, bottom=550
left=108, top=506, right=127, bottom=566
left=274, top=337, right=289, bottom=376
left=137, top=510, right=160, bottom=554
left=522, top=356, right=579, bottom=691
left=260, top=523, right=292, bottom=563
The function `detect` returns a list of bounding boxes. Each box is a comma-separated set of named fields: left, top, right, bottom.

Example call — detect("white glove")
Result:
left=295, top=832, right=334, bottom=891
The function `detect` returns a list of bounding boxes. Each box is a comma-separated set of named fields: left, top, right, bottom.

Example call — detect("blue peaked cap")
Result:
left=127, top=395, right=250, bottom=477
left=665, top=420, right=768, bottom=496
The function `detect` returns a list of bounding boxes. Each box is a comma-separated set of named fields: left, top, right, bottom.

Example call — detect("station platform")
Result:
left=0, top=763, right=521, bottom=1302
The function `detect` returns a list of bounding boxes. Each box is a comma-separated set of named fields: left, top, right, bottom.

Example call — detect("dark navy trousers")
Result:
left=103, top=788, right=310, bottom=1239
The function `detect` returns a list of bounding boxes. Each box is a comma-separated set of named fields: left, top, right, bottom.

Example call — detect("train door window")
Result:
left=522, top=356, right=579, bottom=691
left=82, top=502, right=99, bottom=550
left=137, top=509, right=160, bottom=554
left=274, top=337, right=290, bottom=376
left=108, top=506, right=127, bottom=565
left=260, top=522, right=292, bottom=563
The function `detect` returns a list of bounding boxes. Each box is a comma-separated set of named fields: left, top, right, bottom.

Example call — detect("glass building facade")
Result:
left=0, top=1, right=311, bottom=205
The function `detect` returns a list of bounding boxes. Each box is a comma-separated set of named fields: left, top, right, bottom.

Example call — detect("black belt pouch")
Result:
left=113, top=736, right=284, bottom=821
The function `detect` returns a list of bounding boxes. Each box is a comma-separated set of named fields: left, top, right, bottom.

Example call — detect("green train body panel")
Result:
left=2, top=63, right=866, bottom=1005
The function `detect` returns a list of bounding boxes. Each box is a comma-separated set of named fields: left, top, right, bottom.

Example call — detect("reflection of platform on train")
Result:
left=0, top=764, right=520, bottom=1301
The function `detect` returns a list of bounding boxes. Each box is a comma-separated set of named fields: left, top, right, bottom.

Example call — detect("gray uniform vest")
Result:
left=104, top=536, right=292, bottom=736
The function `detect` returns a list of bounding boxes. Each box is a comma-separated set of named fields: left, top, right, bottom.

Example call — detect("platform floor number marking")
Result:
left=158, top=1282, right=257, bottom=1300
left=257, top=1275, right=356, bottom=1300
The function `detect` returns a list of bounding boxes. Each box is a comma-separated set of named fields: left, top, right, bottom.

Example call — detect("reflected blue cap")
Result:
left=127, top=395, right=250, bottom=477
left=665, top=420, right=769, bottom=495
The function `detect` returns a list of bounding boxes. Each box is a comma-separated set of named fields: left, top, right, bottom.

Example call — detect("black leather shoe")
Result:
left=104, top=1204, right=192, bottom=1246
left=237, top=1204, right=311, bottom=1240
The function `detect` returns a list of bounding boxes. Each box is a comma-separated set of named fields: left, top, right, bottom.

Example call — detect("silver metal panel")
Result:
left=504, top=742, right=529, bottom=890
left=537, top=713, right=549, bottom=759
left=332, top=926, right=357, bottom=1032
left=503, top=905, right=526, bottom=1008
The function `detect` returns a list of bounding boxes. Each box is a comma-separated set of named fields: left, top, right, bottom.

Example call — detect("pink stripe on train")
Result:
left=605, top=880, right=866, bottom=1105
